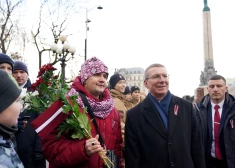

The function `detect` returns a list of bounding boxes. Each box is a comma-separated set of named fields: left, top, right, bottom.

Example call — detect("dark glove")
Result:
left=17, top=117, right=25, bottom=133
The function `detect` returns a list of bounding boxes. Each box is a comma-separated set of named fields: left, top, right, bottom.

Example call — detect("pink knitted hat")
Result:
left=81, top=57, right=108, bottom=84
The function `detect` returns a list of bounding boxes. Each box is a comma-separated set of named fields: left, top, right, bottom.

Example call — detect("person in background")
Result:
left=124, top=86, right=132, bottom=102
left=40, top=57, right=123, bottom=168
left=0, top=69, right=24, bottom=168
left=131, top=86, right=141, bottom=107
left=123, top=86, right=133, bottom=110
left=0, top=54, right=28, bottom=143
left=125, top=63, right=206, bottom=168
left=140, top=92, right=146, bottom=102
left=109, top=73, right=128, bottom=147
left=0, top=53, right=14, bottom=74
left=12, top=60, right=31, bottom=90
left=13, top=60, right=46, bottom=168
left=194, top=75, right=235, bottom=168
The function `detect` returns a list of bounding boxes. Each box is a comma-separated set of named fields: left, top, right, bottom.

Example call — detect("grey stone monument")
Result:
left=199, top=0, right=217, bottom=86
left=200, top=59, right=217, bottom=86
left=195, top=0, right=217, bottom=102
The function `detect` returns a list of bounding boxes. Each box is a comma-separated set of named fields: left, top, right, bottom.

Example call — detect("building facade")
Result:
left=116, top=67, right=148, bottom=93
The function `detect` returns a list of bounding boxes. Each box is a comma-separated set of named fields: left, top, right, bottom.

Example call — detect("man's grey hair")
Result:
left=144, top=63, right=165, bottom=80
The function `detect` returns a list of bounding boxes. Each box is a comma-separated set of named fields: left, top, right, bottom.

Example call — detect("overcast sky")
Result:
left=85, top=0, right=235, bottom=97
left=24, top=0, right=235, bottom=97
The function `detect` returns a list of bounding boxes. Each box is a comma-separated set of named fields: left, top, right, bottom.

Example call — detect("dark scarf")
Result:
left=149, top=91, right=172, bottom=131
left=0, top=123, right=17, bottom=140
left=0, top=123, right=17, bottom=148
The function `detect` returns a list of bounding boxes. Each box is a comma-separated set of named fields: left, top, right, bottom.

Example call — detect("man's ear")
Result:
left=225, top=85, right=228, bottom=92
left=144, top=80, right=149, bottom=89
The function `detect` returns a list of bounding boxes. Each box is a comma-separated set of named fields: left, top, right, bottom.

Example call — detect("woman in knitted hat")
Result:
left=0, top=70, right=24, bottom=168
left=109, top=73, right=129, bottom=159
left=109, top=73, right=128, bottom=119
left=0, top=53, right=14, bottom=74
left=131, top=86, right=141, bottom=107
left=123, top=86, right=133, bottom=110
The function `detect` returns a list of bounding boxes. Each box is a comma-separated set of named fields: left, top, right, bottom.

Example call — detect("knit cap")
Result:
left=131, top=86, right=140, bottom=94
left=13, top=61, right=28, bottom=74
left=0, top=70, right=22, bottom=113
left=81, top=57, right=108, bottom=84
left=0, top=53, right=14, bottom=71
left=109, top=73, right=125, bottom=89
left=124, top=86, right=131, bottom=95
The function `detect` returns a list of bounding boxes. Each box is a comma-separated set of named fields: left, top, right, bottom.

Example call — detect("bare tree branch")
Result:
left=32, top=0, right=81, bottom=68
left=0, top=0, right=24, bottom=53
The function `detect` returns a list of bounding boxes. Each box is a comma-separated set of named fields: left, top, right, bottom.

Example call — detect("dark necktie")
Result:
left=214, top=105, right=222, bottom=159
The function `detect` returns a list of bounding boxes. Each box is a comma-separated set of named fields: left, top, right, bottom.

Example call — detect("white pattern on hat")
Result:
left=81, top=57, right=108, bottom=84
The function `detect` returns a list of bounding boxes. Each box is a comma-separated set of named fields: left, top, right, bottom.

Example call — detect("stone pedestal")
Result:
left=194, top=86, right=208, bottom=103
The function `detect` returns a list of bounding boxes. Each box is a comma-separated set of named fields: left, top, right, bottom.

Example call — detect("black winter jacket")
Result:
left=194, top=93, right=235, bottom=168
left=24, top=78, right=32, bottom=91
left=16, top=109, right=46, bottom=168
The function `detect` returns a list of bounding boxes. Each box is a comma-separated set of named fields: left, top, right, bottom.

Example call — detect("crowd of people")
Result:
left=0, top=53, right=234, bottom=168
left=0, top=53, right=45, bottom=168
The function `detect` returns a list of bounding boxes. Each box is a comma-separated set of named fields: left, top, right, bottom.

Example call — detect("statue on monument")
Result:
left=200, top=71, right=205, bottom=86
left=203, top=0, right=210, bottom=11
left=200, top=59, right=217, bottom=86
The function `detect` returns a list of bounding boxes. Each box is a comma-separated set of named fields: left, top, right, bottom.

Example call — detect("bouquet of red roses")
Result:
left=22, top=64, right=67, bottom=113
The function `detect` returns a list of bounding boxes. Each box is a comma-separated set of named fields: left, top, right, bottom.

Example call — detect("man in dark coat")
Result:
left=194, top=74, right=235, bottom=168
left=125, top=63, right=206, bottom=168
left=12, top=60, right=31, bottom=90
left=13, top=60, right=46, bottom=168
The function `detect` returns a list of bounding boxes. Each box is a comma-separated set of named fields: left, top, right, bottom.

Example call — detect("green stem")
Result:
left=72, top=113, right=92, bottom=138
left=69, top=99, right=114, bottom=167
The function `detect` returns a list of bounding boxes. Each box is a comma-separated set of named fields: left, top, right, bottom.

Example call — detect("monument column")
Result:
left=203, top=0, right=214, bottom=67
left=194, top=0, right=217, bottom=103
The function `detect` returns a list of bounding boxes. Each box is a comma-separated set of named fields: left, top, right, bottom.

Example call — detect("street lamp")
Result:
left=84, top=6, right=103, bottom=61
left=50, top=35, right=76, bottom=86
